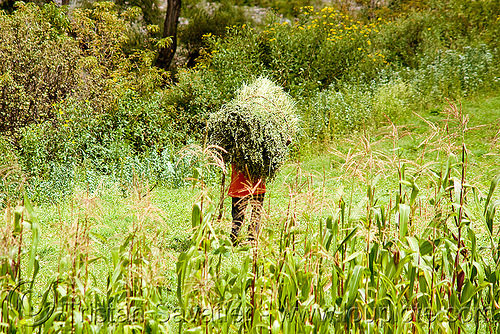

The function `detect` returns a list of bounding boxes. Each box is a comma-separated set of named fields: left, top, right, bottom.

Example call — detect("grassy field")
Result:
left=3, top=95, right=499, bottom=332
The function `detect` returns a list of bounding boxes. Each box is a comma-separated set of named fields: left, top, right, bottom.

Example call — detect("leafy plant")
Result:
left=0, top=2, right=80, bottom=138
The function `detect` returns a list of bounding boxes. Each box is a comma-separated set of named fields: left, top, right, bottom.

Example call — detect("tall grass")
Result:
left=174, top=101, right=500, bottom=333
left=2, top=101, right=500, bottom=333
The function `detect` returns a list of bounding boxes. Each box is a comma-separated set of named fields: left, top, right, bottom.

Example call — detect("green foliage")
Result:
left=374, top=11, right=438, bottom=68
left=103, top=91, right=172, bottom=152
left=429, top=0, right=500, bottom=49
left=116, top=2, right=500, bottom=156
left=0, top=137, right=22, bottom=206
left=175, top=148, right=500, bottom=333
left=115, top=0, right=162, bottom=27
left=410, top=45, right=496, bottom=100
left=2, top=0, right=500, bottom=330
left=0, top=1, right=171, bottom=202
left=70, top=2, right=165, bottom=102
left=0, top=2, right=80, bottom=137
left=16, top=92, right=158, bottom=173
left=197, top=26, right=265, bottom=98
left=179, top=0, right=247, bottom=67
left=2, top=0, right=500, bottom=206
left=0, top=0, right=165, bottom=137
left=174, top=104, right=500, bottom=332
left=3, top=98, right=500, bottom=332
left=305, top=86, right=372, bottom=141
left=188, top=4, right=499, bottom=142
left=200, top=8, right=386, bottom=97
left=302, top=78, right=415, bottom=141
left=207, top=77, right=299, bottom=179
left=160, top=70, right=228, bottom=145
left=12, top=90, right=193, bottom=202
left=372, top=78, right=415, bottom=123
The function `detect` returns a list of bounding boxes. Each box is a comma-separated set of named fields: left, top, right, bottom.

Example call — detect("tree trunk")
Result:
left=156, top=0, right=181, bottom=70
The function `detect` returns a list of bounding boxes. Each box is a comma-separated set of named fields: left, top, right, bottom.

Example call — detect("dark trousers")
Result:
left=230, top=193, right=265, bottom=244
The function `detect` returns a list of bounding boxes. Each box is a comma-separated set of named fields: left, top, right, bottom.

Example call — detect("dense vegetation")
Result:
left=1, top=0, right=500, bottom=332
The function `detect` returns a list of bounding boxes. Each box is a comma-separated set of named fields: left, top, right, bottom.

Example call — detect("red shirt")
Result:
left=228, top=165, right=266, bottom=197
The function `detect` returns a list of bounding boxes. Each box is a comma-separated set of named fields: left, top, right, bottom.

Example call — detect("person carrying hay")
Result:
left=206, top=77, right=299, bottom=245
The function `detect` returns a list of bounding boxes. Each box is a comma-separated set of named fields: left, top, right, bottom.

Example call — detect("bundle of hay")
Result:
left=207, top=77, right=299, bottom=180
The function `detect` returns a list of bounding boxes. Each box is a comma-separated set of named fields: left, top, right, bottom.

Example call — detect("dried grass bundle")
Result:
left=207, top=77, right=299, bottom=179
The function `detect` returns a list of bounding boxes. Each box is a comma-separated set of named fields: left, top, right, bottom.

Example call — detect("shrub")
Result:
left=372, top=78, right=415, bottom=123
left=198, top=25, right=266, bottom=97
left=179, top=0, right=247, bottom=67
left=430, top=0, right=500, bottom=49
left=115, top=0, right=162, bottom=27
left=1, top=2, right=169, bottom=198
left=197, top=7, right=396, bottom=97
left=162, top=4, right=500, bottom=146
left=230, top=0, right=321, bottom=18
left=374, top=11, right=439, bottom=68
left=8, top=87, right=183, bottom=201
left=408, top=44, right=497, bottom=101
left=0, top=1, right=165, bottom=140
left=70, top=2, right=165, bottom=103
left=0, top=2, right=80, bottom=138
left=304, top=85, right=372, bottom=141
left=301, top=77, right=415, bottom=141
left=160, top=70, right=229, bottom=145
left=105, top=90, right=172, bottom=152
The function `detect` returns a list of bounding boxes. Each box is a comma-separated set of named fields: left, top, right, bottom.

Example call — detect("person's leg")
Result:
left=248, top=193, right=265, bottom=242
left=231, top=196, right=248, bottom=245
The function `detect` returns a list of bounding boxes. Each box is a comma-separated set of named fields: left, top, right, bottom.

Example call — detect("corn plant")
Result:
left=174, top=101, right=500, bottom=334
left=0, top=189, right=174, bottom=333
